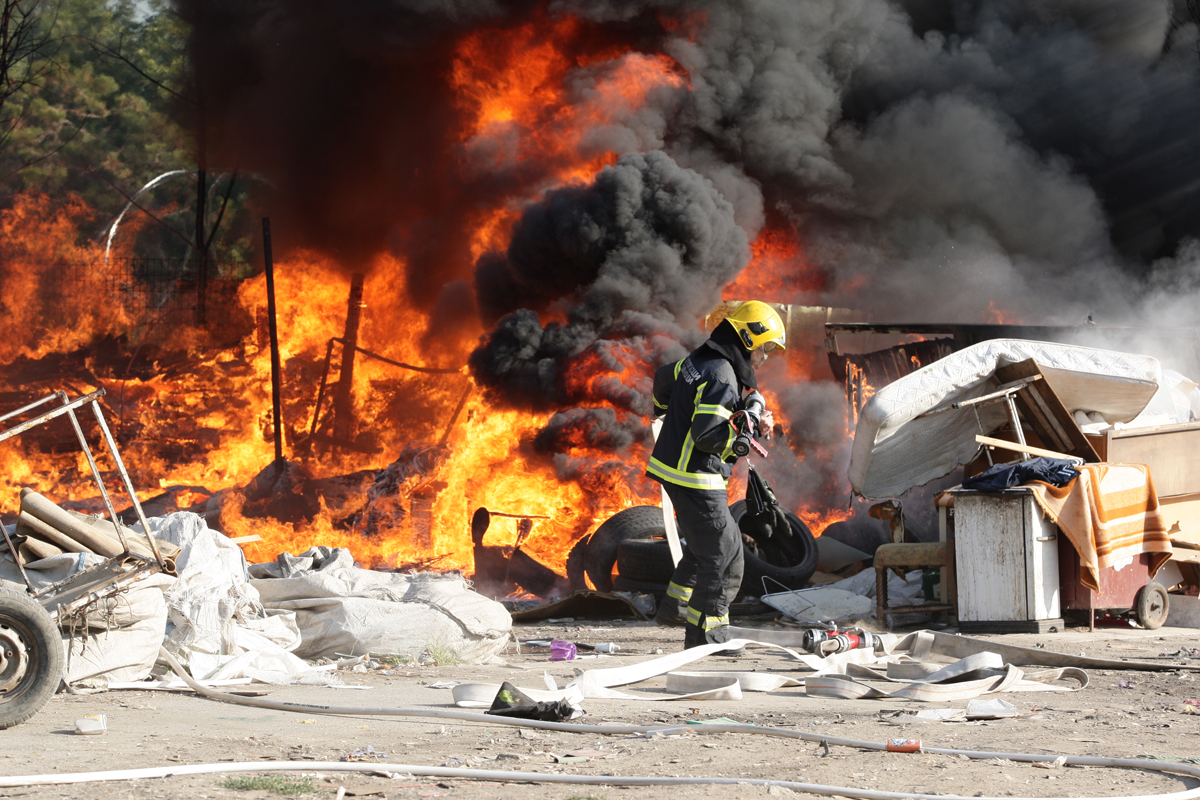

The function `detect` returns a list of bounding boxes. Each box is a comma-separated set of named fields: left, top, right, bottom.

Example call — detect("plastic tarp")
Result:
left=143, top=512, right=321, bottom=685
left=0, top=552, right=174, bottom=684
left=848, top=339, right=1161, bottom=499
left=249, top=547, right=512, bottom=664
left=2, top=512, right=327, bottom=686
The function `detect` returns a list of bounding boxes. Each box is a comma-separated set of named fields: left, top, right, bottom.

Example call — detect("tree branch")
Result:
left=74, top=33, right=187, bottom=102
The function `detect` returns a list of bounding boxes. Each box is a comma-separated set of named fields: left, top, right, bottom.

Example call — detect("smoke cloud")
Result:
left=180, top=0, right=1200, bottom=512
left=470, top=149, right=746, bottom=409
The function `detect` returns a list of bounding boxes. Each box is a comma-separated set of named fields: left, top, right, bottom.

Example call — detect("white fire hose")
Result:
left=0, top=646, right=1196, bottom=799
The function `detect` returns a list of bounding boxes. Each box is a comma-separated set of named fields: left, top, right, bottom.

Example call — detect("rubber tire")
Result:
left=616, top=537, right=677, bottom=584
left=731, top=500, right=819, bottom=596
left=1135, top=581, right=1169, bottom=630
left=566, top=536, right=589, bottom=592
left=0, top=587, right=63, bottom=729
left=614, top=505, right=819, bottom=596
left=612, top=575, right=669, bottom=602
left=584, top=506, right=665, bottom=592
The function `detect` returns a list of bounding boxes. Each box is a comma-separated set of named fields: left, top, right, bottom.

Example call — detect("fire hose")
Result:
left=0, top=646, right=1197, bottom=799
left=729, top=391, right=769, bottom=459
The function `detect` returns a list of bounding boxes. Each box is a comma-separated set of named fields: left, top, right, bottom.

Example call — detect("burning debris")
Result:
left=4, top=0, right=1200, bottom=611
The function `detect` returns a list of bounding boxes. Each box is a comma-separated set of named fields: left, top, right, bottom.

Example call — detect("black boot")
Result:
left=684, top=622, right=707, bottom=649
left=654, top=597, right=688, bottom=627
left=705, top=625, right=745, bottom=657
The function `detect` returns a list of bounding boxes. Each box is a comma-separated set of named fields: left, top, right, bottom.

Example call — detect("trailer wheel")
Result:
left=1134, top=581, right=1169, bottom=630
left=0, top=587, right=63, bottom=729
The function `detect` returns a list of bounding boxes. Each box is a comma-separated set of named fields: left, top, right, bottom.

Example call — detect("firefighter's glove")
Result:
left=742, top=391, right=766, bottom=436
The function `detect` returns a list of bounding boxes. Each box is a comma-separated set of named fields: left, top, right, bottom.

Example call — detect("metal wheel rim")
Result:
left=0, top=620, right=31, bottom=695
left=1142, top=585, right=1169, bottom=627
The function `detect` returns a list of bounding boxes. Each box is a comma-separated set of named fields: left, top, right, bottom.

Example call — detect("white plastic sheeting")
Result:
left=250, top=547, right=512, bottom=664
left=0, top=552, right=174, bottom=684
left=3, top=514, right=512, bottom=684
left=848, top=339, right=1161, bottom=498
left=143, top=512, right=319, bottom=685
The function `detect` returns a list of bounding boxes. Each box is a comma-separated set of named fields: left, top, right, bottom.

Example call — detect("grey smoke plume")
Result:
left=535, top=407, right=643, bottom=453
left=758, top=377, right=854, bottom=512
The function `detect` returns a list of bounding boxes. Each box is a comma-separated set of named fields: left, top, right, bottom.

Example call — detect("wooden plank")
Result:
left=1101, top=422, right=1200, bottom=498
left=994, top=359, right=1100, bottom=462
left=975, top=435, right=1079, bottom=462
left=228, top=534, right=263, bottom=544
left=1160, top=494, right=1200, bottom=547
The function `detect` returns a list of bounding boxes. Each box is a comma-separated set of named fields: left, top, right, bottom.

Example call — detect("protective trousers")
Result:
left=658, top=482, right=744, bottom=647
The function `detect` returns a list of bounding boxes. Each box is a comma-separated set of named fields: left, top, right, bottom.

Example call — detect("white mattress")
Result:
left=847, top=339, right=1161, bottom=498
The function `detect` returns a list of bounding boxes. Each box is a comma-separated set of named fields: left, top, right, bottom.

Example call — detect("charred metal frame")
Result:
left=0, top=389, right=163, bottom=623
left=307, top=337, right=464, bottom=452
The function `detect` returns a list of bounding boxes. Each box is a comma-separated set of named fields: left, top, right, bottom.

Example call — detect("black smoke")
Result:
left=179, top=0, right=1200, bottom=512
left=469, top=149, right=747, bottom=409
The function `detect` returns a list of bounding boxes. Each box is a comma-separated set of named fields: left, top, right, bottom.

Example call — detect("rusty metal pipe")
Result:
left=20, top=490, right=124, bottom=559
left=0, top=390, right=99, bottom=444
left=87, top=401, right=164, bottom=569
left=62, top=403, right=134, bottom=556
left=16, top=511, right=94, bottom=554
left=0, top=523, right=33, bottom=590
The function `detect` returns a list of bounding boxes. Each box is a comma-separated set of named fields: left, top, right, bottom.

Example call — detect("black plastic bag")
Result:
left=745, top=466, right=789, bottom=539
left=486, top=681, right=575, bottom=722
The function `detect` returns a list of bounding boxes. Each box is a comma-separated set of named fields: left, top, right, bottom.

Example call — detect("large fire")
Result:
left=0, top=10, right=849, bottom=589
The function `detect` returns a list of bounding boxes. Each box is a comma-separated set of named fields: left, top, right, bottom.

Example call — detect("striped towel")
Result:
left=1026, top=463, right=1172, bottom=593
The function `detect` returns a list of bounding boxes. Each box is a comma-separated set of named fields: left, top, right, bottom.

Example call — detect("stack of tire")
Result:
left=566, top=504, right=818, bottom=604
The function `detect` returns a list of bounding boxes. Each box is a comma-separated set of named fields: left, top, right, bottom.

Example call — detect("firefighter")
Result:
left=646, top=300, right=785, bottom=649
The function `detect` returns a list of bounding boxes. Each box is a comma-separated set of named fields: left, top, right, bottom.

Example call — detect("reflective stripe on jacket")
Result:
left=646, top=345, right=740, bottom=491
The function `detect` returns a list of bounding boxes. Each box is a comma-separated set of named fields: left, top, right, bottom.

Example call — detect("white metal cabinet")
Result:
left=953, top=489, right=1064, bottom=633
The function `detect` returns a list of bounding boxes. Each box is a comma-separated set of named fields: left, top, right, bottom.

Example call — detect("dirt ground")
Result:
left=2, top=616, right=1199, bottom=800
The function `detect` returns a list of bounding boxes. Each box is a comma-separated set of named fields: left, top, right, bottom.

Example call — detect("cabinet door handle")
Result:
left=1035, top=535, right=1056, bottom=542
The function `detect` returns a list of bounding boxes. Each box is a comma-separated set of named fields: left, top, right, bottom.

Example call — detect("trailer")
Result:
left=0, top=389, right=164, bottom=729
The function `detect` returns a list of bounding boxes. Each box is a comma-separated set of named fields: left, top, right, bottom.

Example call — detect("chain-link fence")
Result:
left=60, top=257, right=252, bottom=324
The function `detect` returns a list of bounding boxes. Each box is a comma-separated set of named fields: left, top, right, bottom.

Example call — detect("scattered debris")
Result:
left=73, top=714, right=106, bottom=735
left=486, top=681, right=576, bottom=722
left=509, top=590, right=651, bottom=622
left=342, top=746, right=388, bottom=762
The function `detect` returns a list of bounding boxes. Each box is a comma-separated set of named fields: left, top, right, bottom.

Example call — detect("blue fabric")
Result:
left=962, top=456, right=1081, bottom=491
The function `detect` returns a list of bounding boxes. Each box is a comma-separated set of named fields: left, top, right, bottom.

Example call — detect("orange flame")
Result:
left=724, top=226, right=818, bottom=299
left=985, top=300, right=1022, bottom=325
left=451, top=11, right=687, bottom=261
left=0, top=11, right=863, bottom=591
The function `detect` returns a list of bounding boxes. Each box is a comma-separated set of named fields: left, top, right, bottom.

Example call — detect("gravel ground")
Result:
left=2, top=617, right=1199, bottom=800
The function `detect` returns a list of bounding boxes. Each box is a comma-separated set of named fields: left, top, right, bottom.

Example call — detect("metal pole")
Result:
left=262, top=218, right=284, bottom=466
left=333, top=274, right=365, bottom=442
left=1004, top=394, right=1030, bottom=460
left=88, top=401, right=165, bottom=569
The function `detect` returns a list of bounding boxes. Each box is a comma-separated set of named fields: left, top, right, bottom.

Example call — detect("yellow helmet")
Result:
left=725, top=301, right=786, bottom=351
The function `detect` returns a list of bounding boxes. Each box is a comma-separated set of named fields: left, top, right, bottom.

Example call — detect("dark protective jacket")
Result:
left=646, top=321, right=757, bottom=491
